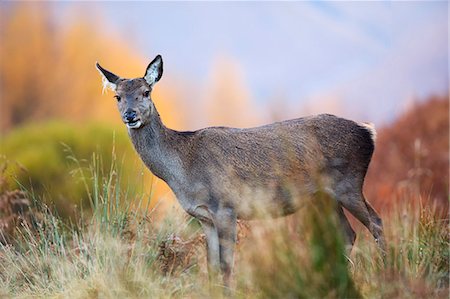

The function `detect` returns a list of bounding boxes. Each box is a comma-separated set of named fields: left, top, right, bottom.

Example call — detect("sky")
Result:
left=59, top=1, right=448, bottom=125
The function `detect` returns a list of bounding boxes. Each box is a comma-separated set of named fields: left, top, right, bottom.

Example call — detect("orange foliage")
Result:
left=205, top=56, right=261, bottom=128
left=0, top=3, right=182, bottom=133
left=0, top=3, right=185, bottom=209
left=365, top=95, right=449, bottom=212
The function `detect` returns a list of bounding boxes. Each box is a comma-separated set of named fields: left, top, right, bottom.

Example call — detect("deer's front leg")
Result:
left=200, top=220, right=220, bottom=281
left=216, top=207, right=237, bottom=288
left=197, top=205, right=237, bottom=288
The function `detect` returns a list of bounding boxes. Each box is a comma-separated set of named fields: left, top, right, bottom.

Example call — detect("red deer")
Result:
left=96, top=55, right=386, bottom=288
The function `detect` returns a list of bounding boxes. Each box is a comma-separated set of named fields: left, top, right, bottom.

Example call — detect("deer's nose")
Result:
left=124, top=110, right=137, bottom=122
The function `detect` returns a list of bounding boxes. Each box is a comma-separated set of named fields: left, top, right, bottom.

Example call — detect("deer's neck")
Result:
left=128, top=107, right=186, bottom=186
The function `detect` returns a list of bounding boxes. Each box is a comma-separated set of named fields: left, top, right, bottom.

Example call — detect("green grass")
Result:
left=0, top=151, right=448, bottom=298
left=352, top=199, right=449, bottom=298
left=0, top=121, right=144, bottom=220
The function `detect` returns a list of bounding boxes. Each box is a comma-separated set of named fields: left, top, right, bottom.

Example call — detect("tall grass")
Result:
left=0, top=151, right=448, bottom=298
left=352, top=198, right=449, bottom=298
left=0, top=150, right=205, bottom=298
left=235, top=193, right=360, bottom=299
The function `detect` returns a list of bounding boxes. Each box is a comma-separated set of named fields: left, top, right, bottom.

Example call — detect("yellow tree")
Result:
left=204, top=56, right=261, bottom=128
left=0, top=3, right=56, bottom=132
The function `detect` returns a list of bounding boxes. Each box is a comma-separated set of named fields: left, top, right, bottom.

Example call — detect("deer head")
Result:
left=96, top=55, right=163, bottom=129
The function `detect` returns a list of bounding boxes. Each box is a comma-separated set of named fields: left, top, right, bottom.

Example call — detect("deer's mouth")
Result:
left=126, top=119, right=142, bottom=129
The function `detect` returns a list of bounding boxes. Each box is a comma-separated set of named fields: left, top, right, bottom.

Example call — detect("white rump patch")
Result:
left=360, top=122, right=377, bottom=142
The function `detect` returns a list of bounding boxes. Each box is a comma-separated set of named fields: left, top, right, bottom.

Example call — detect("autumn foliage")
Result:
left=0, top=3, right=448, bottom=219
left=0, top=3, right=182, bottom=133
left=365, top=96, right=449, bottom=212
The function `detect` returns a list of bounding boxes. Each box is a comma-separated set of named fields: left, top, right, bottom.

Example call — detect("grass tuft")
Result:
left=0, top=150, right=448, bottom=298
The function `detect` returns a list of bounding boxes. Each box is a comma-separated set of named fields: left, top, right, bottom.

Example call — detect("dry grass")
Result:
left=0, top=155, right=448, bottom=299
left=0, top=195, right=447, bottom=298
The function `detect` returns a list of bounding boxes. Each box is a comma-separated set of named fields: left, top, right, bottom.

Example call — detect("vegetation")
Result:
left=0, top=147, right=448, bottom=298
left=366, top=95, right=449, bottom=210
left=0, top=122, right=147, bottom=220
left=0, top=3, right=447, bottom=298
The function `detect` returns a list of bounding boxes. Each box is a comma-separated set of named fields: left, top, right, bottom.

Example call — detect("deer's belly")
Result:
left=232, top=183, right=314, bottom=220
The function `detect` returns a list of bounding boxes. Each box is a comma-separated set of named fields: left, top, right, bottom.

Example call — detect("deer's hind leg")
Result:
left=364, top=199, right=386, bottom=252
left=336, top=205, right=356, bottom=252
left=336, top=190, right=386, bottom=254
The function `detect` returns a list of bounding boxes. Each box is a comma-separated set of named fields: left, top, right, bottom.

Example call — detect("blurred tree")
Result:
left=204, top=56, right=261, bottom=128
left=0, top=4, right=56, bottom=131
left=0, top=3, right=182, bottom=132
left=365, top=95, right=449, bottom=211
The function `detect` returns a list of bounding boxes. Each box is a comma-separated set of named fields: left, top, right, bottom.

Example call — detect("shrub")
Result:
left=366, top=95, right=449, bottom=210
left=0, top=121, right=147, bottom=219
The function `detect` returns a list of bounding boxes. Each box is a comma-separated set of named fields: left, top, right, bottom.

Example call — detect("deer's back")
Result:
left=185, top=114, right=373, bottom=176
left=177, top=114, right=375, bottom=218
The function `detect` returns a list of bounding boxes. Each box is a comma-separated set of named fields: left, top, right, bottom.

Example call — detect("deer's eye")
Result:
left=143, top=91, right=150, bottom=98
left=114, top=95, right=121, bottom=102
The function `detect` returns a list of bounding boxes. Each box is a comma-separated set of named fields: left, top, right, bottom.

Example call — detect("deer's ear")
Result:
left=144, top=55, right=163, bottom=87
left=96, top=62, right=120, bottom=93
